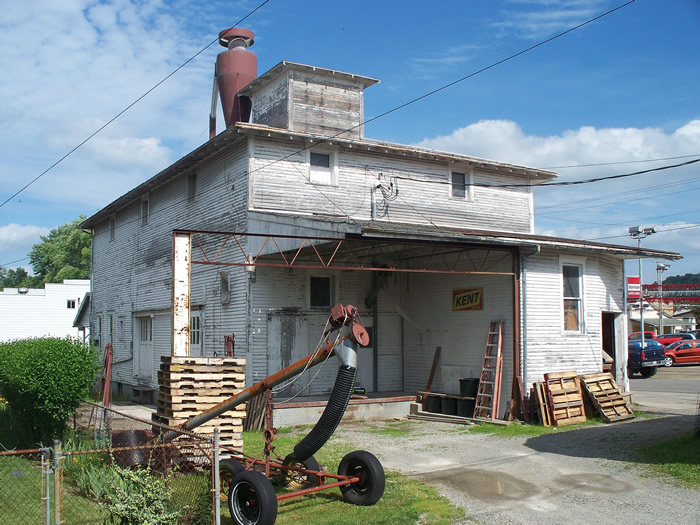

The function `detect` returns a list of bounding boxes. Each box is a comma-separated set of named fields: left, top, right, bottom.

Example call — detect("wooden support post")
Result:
left=172, top=232, right=191, bottom=357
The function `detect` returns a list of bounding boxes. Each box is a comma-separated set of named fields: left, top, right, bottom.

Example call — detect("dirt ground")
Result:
left=333, top=373, right=700, bottom=525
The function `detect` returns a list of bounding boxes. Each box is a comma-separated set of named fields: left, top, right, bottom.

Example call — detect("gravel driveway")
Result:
left=333, top=398, right=699, bottom=524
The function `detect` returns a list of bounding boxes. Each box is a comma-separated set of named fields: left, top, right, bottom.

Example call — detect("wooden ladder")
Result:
left=474, top=321, right=504, bottom=421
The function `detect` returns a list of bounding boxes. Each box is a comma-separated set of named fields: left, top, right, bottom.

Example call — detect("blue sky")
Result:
left=1, top=0, right=699, bottom=282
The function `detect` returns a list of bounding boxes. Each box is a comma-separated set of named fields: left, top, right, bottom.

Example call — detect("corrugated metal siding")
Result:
left=249, top=137, right=532, bottom=233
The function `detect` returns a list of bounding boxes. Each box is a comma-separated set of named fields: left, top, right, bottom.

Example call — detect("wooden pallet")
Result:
left=532, top=382, right=552, bottom=426
left=580, top=373, right=634, bottom=423
left=544, top=371, right=587, bottom=426
left=155, top=356, right=246, bottom=449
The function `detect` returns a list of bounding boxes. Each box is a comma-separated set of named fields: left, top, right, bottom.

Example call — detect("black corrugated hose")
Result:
left=293, top=365, right=357, bottom=461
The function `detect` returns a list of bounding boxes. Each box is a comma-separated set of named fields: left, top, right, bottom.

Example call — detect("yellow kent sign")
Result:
left=452, top=288, right=483, bottom=311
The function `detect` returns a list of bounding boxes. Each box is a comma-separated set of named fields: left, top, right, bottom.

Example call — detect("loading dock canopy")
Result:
left=176, top=213, right=680, bottom=275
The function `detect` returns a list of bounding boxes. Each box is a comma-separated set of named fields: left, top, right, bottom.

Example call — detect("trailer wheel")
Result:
left=640, top=367, right=658, bottom=378
left=282, top=453, right=320, bottom=489
left=220, top=458, right=245, bottom=502
left=229, top=470, right=277, bottom=525
left=337, top=450, right=385, bottom=505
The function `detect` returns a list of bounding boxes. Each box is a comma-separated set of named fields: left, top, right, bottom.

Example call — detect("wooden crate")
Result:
left=532, top=382, right=552, bottom=426
left=580, top=373, right=634, bottom=423
left=544, top=371, right=586, bottom=426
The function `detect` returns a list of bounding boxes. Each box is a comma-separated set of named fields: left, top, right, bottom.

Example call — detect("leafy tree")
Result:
left=663, top=273, right=700, bottom=285
left=0, top=266, right=38, bottom=289
left=28, top=216, right=91, bottom=284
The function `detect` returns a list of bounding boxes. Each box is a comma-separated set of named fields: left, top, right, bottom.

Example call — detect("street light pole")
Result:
left=629, top=226, right=657, bottom=349
left=656, top=263, right=669, bottom=335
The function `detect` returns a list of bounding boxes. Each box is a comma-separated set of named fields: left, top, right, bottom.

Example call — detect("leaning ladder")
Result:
left=474, top=321, right=504, bottom=421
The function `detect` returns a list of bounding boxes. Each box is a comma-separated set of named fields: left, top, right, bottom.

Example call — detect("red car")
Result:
left=663, top=340, right=700, bottom=366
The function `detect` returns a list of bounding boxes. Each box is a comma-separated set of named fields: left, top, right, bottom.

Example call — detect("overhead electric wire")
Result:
left=0, top=0, right=271, bottom=211
left=2, top=0, right=639, bottom=265
left=587, top=222, right=700, bottom=242
left=543, top=152, right=700, bottom=170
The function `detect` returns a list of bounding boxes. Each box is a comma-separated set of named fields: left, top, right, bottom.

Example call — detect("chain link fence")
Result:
left=1, top=402, right=221, bottom=524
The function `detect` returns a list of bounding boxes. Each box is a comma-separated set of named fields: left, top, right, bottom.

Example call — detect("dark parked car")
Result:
left=663, top=340, right=700, bottom=367
left=628, top=339, right=666, bottom=377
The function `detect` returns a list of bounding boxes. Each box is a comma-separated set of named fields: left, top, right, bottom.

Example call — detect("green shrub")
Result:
left=0, top=337, right=100, bottom=444
left=105, top=464, right=182, bottom=525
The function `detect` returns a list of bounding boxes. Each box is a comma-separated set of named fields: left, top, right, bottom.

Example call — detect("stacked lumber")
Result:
left=152, top=356, right=246, bottom=449
left=580, top=373, right=634, bottom=423
left=532, top=382, right=552, bottom=426
left=543, top=371, right=587, bottom=426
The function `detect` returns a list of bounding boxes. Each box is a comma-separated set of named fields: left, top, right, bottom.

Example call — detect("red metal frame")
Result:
left=177, top=229, right=516, bottom=277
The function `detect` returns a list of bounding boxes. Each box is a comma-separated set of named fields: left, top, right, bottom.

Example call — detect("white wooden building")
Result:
left=0, top=279, right=90, bottom=342
left=82, top=57, right=678, bottom=415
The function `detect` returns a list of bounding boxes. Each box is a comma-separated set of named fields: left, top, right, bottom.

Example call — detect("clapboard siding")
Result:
left=90, top=137, right=249, bottom=390
left=522, top=249, right=624, bottom=391
left=249, top=137, right=532, bottom=233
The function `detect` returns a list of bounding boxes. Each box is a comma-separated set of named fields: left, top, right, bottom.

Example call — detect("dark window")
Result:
left=141, top=199, right=149, bottom=226
left=310, top=152, right=330, bottom=168
left=451, top=172, right=466, bottom=198
left=188, top=174, right=197, bottom=203
left=67, top=300, right=76, bottom=309
left=109, top=217, right=116, bottom=241
left=310, top=276, right=332, bottom=308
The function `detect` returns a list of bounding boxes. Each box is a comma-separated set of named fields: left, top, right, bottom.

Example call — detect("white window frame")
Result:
left=450, top=167, right=473, bottom=201
left=561, top=257, right=585, bottom=334
left=307, top=273, right=336, bottom=310
left=67, top=299, right=76, bottom=309
left=307, top=148, right=337, bottom=186
left=139, top=316, right=153, bottom=342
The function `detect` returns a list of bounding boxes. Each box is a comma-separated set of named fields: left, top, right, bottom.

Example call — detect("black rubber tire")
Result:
left=663, top=356, right=674, bottom=367
left=337, top=450, right=385, bottom=506
left=282, top=453, right=320, bottom=489
left=640, top=367, right=658, bottom=378
left=627, top=367, right=635, bottom=378
left=220, top=458, right=245, bottom=502
left=228, top=470, right=278, bottom=525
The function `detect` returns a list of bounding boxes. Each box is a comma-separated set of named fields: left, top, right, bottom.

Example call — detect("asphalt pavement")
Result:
left=629, top=364, right=700, bottom=415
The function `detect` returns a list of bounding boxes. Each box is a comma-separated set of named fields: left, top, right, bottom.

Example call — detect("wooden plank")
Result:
left=533, top=382, right=551, bottom=426
left=544, top=372, right=586, bottom=427
left=422, top=347, right=442, bottom=411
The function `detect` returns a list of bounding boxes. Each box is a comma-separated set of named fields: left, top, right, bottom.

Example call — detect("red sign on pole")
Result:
left=627, top=276, right=641, bottom=301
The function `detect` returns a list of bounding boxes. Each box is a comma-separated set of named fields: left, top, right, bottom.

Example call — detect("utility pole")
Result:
left=629, top=226, right=657, bottom=348
left=656, top=263, right=669, bottom=335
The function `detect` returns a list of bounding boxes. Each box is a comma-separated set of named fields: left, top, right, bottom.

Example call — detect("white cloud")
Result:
left=416, top=118, right=700, bottom=275
left=0, top=224, right=50, bottom=254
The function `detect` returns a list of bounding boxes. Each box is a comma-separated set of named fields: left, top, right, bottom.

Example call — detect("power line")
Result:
left=543, top=153, right=700, bottom=170
left=4, top=0, right=638, bottom=261
left=0, top=0, right=271, bottom=211
left=586, top=223, right=700, bottom=242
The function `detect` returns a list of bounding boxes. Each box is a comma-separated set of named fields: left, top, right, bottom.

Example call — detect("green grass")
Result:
left=220, top=427, right=465, bottom=524
left=367, top=421, right=413, bottom=438
left=465, top=416, right=605, bottom=437
left=637, top=433, right=700, bottom=488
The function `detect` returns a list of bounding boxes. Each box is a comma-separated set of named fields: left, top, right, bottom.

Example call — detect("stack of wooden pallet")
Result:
left=152, top=356, right=246, bottom=449
left=580, top=373, right=634, bottom=422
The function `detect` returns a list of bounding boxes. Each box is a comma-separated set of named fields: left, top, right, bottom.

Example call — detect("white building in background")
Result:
left=0, top=279, right=90, bottom=342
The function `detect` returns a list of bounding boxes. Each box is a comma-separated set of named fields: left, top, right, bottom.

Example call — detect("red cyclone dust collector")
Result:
left=209, top=27, right=257, bottom=139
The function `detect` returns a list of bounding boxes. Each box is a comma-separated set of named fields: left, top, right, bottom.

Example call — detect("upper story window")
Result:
left=109, top=216, right=116, bottom=241
left=451, top=168, right=473, bottom=200
left=562, top=264, right=583, bottom=332
left=67, top=299, right=76, bottom=309
left=139, top=316, right=153, bottom=342
left=141, top=197, right=149, bottom=226
left=309, top=275, right=333, bottom=309
left=188, top=173, right=197, bottom=203
left=308, top=150, right=336, bottom=185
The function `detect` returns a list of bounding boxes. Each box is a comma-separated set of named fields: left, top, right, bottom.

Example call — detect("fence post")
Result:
left=53, top=440, right=62, bottom=525
left=41, top=447, right=51, bottom=525
left=213, top=428, right=221, bottom=525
